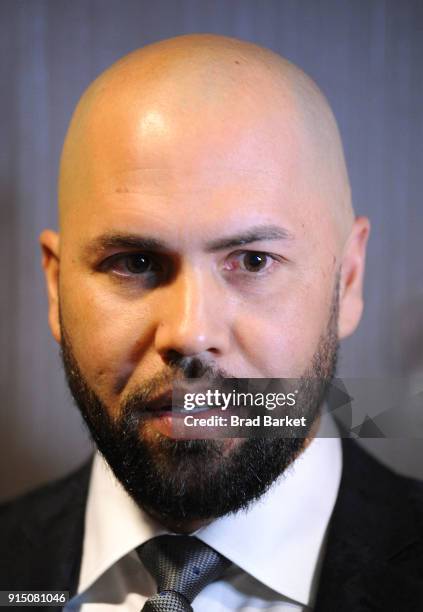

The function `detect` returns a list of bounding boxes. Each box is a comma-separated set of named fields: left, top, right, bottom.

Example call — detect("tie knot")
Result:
left=137, top=535, right=230, bottom=607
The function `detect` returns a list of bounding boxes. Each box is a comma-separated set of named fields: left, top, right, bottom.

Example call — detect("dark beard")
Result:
left=60, top=281, right=339, bottom=524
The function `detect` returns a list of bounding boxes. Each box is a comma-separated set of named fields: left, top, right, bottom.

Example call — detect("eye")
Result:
left=241, top=252, right=269, bottom=272
left=122, top=253, right=155, bottom=274
left=101, top=252, right=162, bottom=277
left=224, top=251, right=279, bottom=274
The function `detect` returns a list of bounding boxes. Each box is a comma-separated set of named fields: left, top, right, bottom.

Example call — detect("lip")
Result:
left=146, top=390, right=174, bottom=412
left=146, top=387, right=213, bottom=414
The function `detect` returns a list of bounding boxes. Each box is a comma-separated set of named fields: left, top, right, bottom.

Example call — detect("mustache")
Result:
left=119, top=357, right=234, bottom=421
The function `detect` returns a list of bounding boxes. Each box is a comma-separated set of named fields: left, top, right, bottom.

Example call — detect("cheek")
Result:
left=59, top=273, right=155, bottom=405
left=233, top=286, right=331, bottom=377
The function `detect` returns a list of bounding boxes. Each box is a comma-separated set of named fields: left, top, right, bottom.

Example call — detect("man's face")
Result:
left=41, top=55, right=366, bottom=525
left=57, top=96, right=341, bottom=414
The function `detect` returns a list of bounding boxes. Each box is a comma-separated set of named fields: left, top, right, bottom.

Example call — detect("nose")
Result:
left=154, top=265, right=230, bottom=363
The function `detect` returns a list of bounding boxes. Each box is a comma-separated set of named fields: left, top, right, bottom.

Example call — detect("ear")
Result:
left=39, top=229, right=61, bottom=343
left=338, top=216, right=371, bottom=339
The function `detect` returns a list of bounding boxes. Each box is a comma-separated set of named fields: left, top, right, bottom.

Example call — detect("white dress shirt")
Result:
left=65, top=414, right=342, bottom=611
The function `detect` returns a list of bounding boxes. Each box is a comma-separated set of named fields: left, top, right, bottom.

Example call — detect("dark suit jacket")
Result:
left=1, top=439, right=423, bottom=611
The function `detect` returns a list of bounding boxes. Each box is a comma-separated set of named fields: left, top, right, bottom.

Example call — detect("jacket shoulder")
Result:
left=342, top=437, right=423, bottom=519
left=0, top=456, right=93, bottom=592
left=0, top=457, right=93, bottom=532
left=314, top=438, right=423, bottom=610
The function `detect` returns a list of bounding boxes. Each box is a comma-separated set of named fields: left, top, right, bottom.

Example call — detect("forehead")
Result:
left=68, top=163, right=316, bottom=260
left=70, top=173, right=304, bottom=258
left=62, top=101, right=318, bottom=229
left=59, top=64, right=340, bottom=254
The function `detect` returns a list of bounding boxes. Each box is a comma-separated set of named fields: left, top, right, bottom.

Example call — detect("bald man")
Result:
left=1, top=34, right=423, bottom=611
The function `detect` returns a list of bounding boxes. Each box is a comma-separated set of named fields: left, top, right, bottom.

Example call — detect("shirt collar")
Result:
left=78, top=414, right=342, bottom=606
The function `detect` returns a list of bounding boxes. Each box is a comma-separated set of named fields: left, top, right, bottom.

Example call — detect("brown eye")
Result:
left=241, top=252, right=268, bottom=272
left=124, top=254, right=154, bottom=274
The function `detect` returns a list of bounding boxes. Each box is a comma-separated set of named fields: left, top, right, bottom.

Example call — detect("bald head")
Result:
left=41, top=36, right=369, bottom=524
left=58, top=34, right=353, bottom=244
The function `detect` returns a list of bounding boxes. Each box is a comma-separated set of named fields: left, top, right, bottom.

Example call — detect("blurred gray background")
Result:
left=1, top=0, right=422, bottom=502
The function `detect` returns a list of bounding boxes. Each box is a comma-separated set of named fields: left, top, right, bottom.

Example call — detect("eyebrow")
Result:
left=204, top=224, right=294, bottom=251
left=85, top=224, right=294, bottom=256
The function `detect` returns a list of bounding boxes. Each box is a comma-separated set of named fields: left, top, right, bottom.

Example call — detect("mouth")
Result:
left=145, top=389, right=215, bottom=416
left=139, top=387, right=223, bottom=439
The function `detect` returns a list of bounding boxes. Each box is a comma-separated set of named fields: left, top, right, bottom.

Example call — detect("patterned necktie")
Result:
left=137, top=534, right=231, bottom=611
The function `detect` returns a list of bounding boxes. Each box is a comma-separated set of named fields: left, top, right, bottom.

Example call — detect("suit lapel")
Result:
left=314, top=438, right=423, bottom=610
left=20, top=457, right=93, bottom=596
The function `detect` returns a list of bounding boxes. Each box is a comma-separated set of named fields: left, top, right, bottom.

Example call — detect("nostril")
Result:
left=183, top=358, right=208, bottom=378
left=164, top=352, right=210, bottom=379
left=166, top=349, right=185, bottom=367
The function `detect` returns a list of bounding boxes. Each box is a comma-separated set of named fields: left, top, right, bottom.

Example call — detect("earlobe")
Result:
left=39, top=229, right=61, bottom=344
left=338, top=216, right=371, bottom=339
